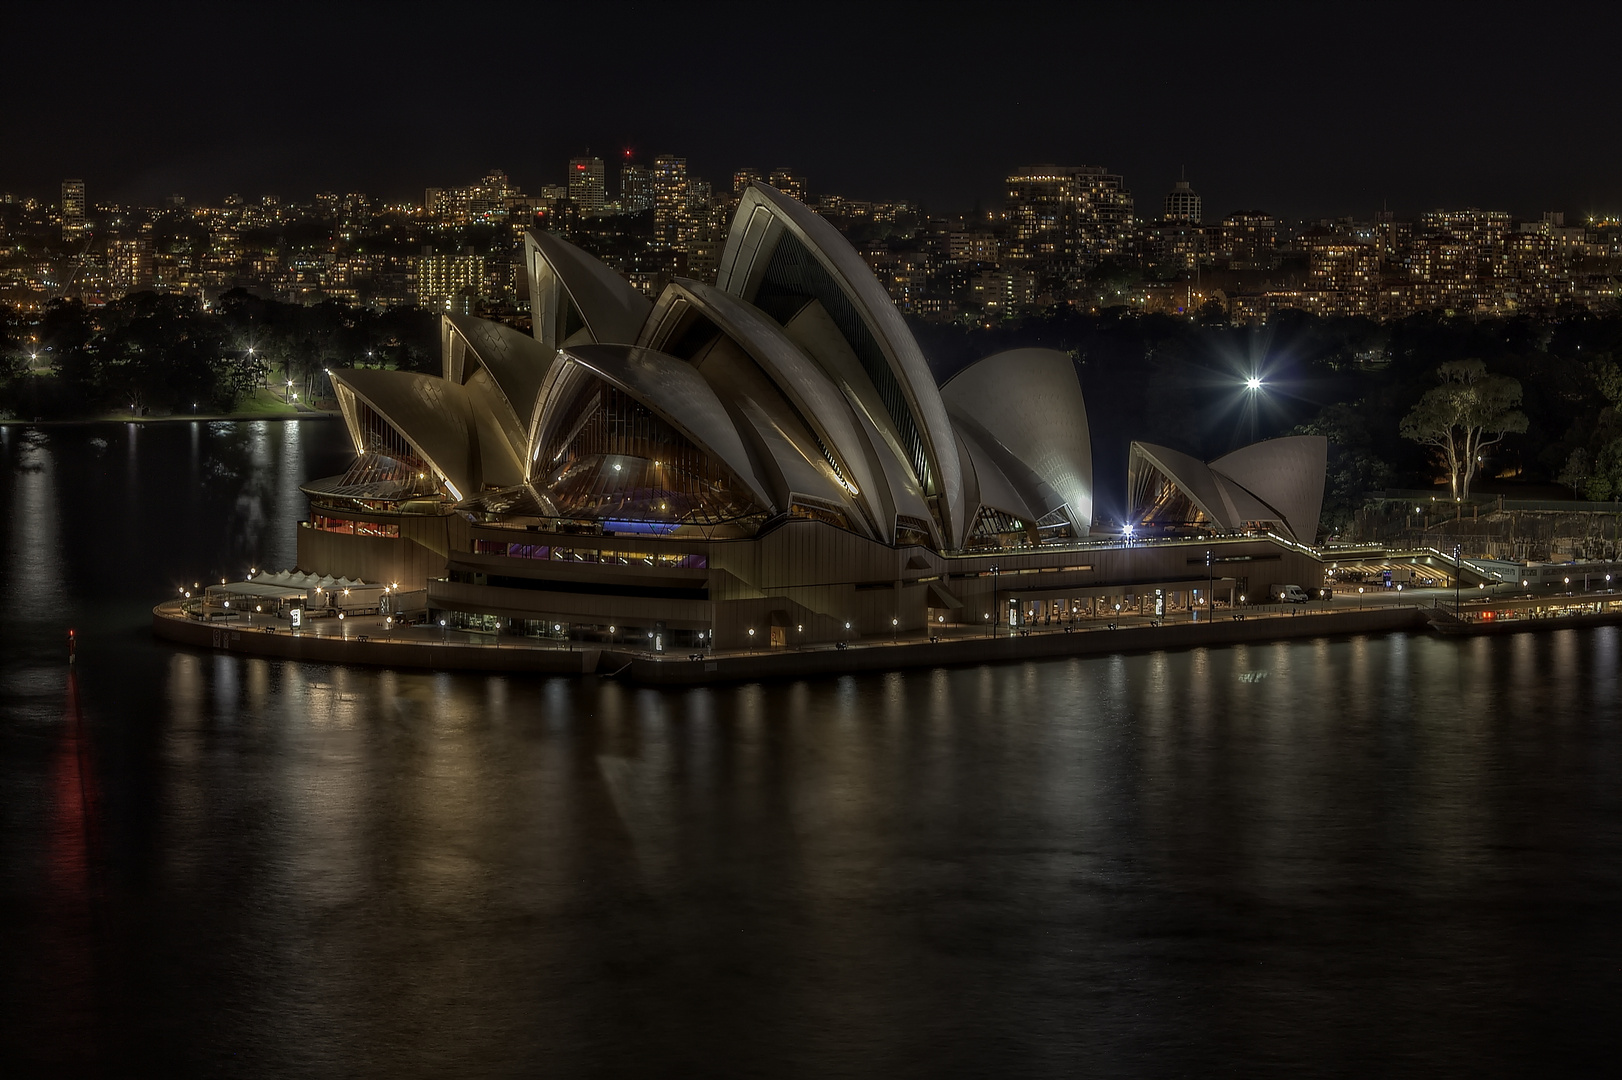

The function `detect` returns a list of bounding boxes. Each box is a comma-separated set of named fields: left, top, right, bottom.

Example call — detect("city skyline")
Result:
left=4, top=3, right=1620, bottom=218
left=6, top=158, right=1617, bottom=325
left=18, top=153, right=1617, bottom=226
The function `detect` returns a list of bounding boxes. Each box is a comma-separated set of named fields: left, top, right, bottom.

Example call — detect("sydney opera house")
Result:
left=299, top=184, right=1325, bottom=651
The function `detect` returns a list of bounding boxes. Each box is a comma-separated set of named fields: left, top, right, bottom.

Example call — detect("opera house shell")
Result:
left=1127, top=437, right=1328, bottom=544
left=300, top=184, right=1322, bottom=650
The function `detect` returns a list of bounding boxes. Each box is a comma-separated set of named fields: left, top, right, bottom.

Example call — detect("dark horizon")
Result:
left=4, top=1, right=1620, bottom=219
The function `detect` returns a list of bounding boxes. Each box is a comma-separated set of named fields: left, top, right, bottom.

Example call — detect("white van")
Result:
left=1270, top=584, right=1310, bottom=603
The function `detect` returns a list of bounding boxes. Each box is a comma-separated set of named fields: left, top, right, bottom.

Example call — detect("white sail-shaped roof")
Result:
left=329, top=368, right=482, bottom=501
left=955, top=429, right=1037, bottom=524
left=714, top=183, right=965, bottom=545
left=443, top=314, right=554, bottom=431
left=940, top=348, right=1093, bottom=536
left=639, top=277, right=893, bottom=541
left=313, top=188, right=1135, bottom=554
left=1129, top=436, right=1328, bottom=543
left=533, top=344, right=774, bottom=512
left=525, top=230, right=651, bottom=352
left=1210, top=436, right=1328, bottom=544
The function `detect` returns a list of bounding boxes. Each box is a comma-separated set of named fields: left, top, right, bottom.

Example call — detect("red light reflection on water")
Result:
left=38, top=670, right=101, bottom=1064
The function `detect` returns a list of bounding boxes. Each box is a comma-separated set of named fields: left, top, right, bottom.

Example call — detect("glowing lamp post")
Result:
left=990, top=564, right=1000, bottom=638
left=1454, top=545, right=1462, bottom=612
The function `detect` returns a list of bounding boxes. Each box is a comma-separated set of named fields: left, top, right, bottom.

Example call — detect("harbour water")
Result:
left=2, top=420, right=1620, bottom=1075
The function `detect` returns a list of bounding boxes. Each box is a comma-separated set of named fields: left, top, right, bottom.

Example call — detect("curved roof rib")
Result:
left=329, top=368, right=481, bottom=501
left=639, top=277, right=896, bottom=541
left=1211, top=435, right=1328, bottom=544
left=955, top=429, right=1037, bottom=525
left=940, top=348, right=1093, bottom=536
left=1129, top=442, right=1235, bottom=529
left=524, top=230, right=652, bottom=352
left=533, top=344, right=774, bottom=511
left=728, top=395, right=869, bottom=532
left=713, top=183, right=964, bottom=545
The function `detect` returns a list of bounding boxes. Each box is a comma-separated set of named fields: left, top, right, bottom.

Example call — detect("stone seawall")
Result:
left=151, top=607, right=599, bottom=675
left=155, top=603, right=1430, bottom=684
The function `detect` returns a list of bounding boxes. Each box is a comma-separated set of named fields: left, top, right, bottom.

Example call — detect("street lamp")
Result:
left=1204, top=548, right=1213, bottom=623
left=1454, top=544, right=1462, bottom=612
left=990, top=564, right=1000, bottom=638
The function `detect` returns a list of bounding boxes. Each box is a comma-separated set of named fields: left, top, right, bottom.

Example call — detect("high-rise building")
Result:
left=108, top=232, right=154, bottom=296
left=733, top=167, right=761, bottom=196
left=417, top=251, right=487, bottom=311
left=1213, top=211, right=1277, bottom=268
left=569, top=156, right=606, bottom=213
left=948, top=230, right=999, bottom=264
left=1164, top=177, right=1201, bottom=224
left=768, top=168, right=806, bottom=202
left=61, top=179, right=86, bottom=236
left=621, top=162, right=652, bottom=213
left=1303, top=231, right=1380, bottom=315
left=467, top=171, right=510, bottom=220
left=425, top=173, right=514, bottom=226
left=652, top=155, right=690, bottom=249
left=1005, top=165, right=1134, bottom=265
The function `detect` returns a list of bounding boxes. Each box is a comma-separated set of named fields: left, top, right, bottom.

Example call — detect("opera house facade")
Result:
left=299, top=184, right=1324, bottom=650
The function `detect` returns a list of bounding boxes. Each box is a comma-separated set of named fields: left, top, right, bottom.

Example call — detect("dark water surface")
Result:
left=2, top=421, right=1620, bottom=1077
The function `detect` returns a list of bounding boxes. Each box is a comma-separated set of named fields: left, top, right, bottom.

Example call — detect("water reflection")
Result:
left=2, top=422, right=1622, bottom=1073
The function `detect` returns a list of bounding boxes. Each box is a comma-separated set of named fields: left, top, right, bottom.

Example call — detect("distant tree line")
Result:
left=0, top=289, right=438, bottom=419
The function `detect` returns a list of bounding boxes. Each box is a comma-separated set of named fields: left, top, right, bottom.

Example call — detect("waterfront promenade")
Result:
left=151, top=585, right=1622, bottom=684
left=152, top=596, right=1446, bottom=684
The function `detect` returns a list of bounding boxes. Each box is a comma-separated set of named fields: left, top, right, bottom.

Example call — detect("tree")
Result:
left=1399, top=359, right=1528, bottom=500
left=1295, top=403, right=1394, bottom=537
left=1587, top=438, right=1622, bottom=502
left=1559, top=447, right=1593, bottom=496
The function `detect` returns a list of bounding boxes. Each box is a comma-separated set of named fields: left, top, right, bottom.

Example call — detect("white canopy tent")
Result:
left=203, top=570, right=390, bottom=612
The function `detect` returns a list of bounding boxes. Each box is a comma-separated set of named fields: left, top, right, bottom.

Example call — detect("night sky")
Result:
left=5, top=1, right=1619, bottom=218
